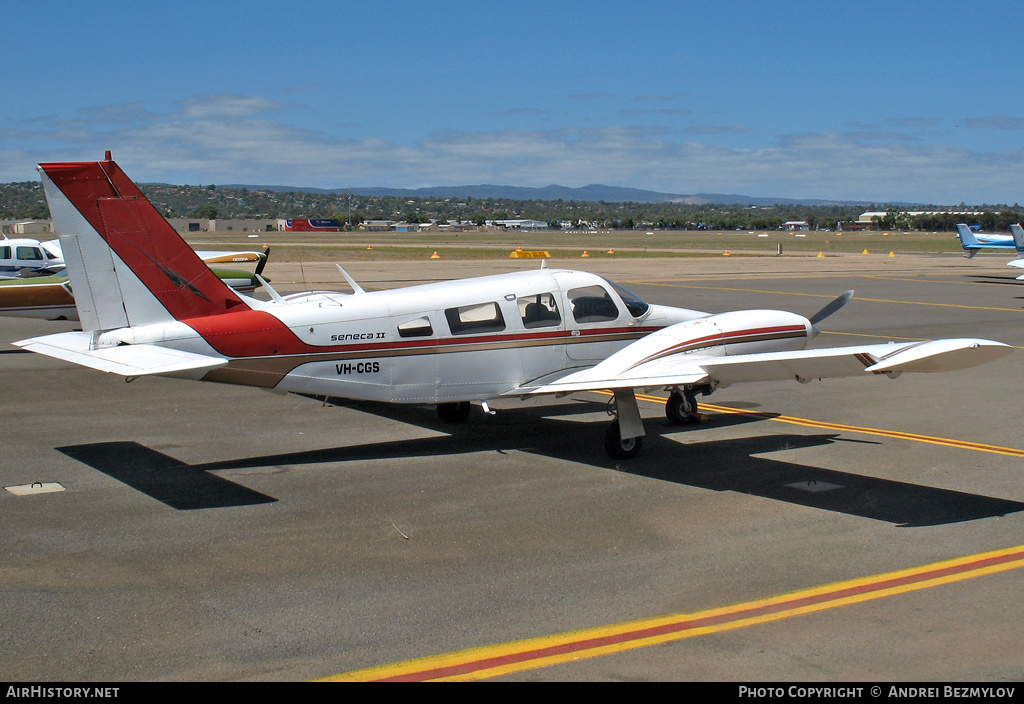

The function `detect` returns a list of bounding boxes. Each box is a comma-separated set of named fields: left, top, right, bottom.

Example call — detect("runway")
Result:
left=2, top=251, right=1023, bottom=682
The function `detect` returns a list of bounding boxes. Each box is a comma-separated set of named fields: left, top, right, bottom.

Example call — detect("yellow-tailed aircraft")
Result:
left=0, top=238, right=267, bottom=321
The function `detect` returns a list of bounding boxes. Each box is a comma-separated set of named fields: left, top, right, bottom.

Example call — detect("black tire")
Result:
left=666, top=390, right=698, bottom=425
left=437, top=401, right=471, bottom=423
left=604, top=421, right=643, bottom=460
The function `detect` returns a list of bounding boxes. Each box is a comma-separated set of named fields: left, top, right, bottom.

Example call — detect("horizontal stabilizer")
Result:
left=14, top=332, right=228, bottom=377
left=864, top=339, right=1012, bottom=374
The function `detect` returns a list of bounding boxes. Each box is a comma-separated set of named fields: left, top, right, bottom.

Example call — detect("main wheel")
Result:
left=437, top=401, right=471, bottom=423
left=666, top=390, right=699, bottom=425
left=604, top=421, right=643, bottom=460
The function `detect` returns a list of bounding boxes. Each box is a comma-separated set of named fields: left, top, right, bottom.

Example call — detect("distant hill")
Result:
left=218, top=182, right=875, bottom=207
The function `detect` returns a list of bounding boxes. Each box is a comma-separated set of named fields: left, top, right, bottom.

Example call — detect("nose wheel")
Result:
left=665, top=390, right=699, bottom=425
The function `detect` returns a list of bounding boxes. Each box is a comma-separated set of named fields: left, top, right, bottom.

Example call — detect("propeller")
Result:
left=809, top=290, right=854, bottom=326
left=254, top=246, right=270, bottom=277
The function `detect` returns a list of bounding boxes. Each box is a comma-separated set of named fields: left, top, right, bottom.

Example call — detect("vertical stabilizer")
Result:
left=955, top=223, right=981, bottom=258
left=38, top=156, right=249, bottom=332
left=1011, top=223, right=1024, bottom=252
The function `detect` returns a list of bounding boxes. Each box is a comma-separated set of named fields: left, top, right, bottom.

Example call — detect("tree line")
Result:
left=3, top=180, right=1021, bottom=231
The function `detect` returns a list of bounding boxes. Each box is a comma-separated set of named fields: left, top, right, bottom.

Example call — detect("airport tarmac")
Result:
left=2, top=251, right=1023, bottom=682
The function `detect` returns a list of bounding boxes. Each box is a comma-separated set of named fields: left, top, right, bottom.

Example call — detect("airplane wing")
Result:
left=44, top=239, right=268, bottom=276
left=194, top=250, right=267, bottom=265
left=14, top=331, right=228, bottom=377
left=195, top=248, right=269, bottom=288
left=509, top=339, right=1012, bottom=396
left=0, top=265, right=67, bottom=279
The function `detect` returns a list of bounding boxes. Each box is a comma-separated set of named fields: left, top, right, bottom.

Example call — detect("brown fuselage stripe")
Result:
left=202, top=327, right=657, bottom=388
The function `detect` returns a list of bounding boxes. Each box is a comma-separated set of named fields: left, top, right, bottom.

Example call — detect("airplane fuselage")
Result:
left=94, top=268, right=810, bottom=404
left=0, top=238, right=65, bottom=278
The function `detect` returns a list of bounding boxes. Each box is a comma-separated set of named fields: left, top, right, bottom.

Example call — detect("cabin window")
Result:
left=445, top=301, right=506, bottom=335
left=0, top=246, right=10, bottom=260
left=517, top=293, right=561, bottom=328
left=398, top=316, right=433, bottom=338
left=568, top=285, right=620, bottom=323
left=15, top=246, right=43, bottom=261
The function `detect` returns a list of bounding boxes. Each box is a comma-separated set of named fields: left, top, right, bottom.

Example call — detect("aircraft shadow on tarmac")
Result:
left=965, top=274, right=1024, bottom=291
left=56, top=396, right=1024, bottom=526
left=57, top=442, right=279, bottom=511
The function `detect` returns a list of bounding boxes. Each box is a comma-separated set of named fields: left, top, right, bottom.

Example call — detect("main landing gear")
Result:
left=607, top=387, right=706, bottom=460
left=604, top=420, right=643, bottom=460
left=605, top=388, right=646, bottom=460
left=436, top=388, right=704, bottom=460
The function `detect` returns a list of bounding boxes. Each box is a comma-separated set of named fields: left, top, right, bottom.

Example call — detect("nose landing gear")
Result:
left=665, top=390, right=699, bottom=425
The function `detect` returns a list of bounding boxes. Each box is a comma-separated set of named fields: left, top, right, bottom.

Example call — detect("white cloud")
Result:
left=3, top=97, right=1024, bottom=203
left=175, top=94, right=295, bottom=119
left=962, top=116, right=1024, bottom=131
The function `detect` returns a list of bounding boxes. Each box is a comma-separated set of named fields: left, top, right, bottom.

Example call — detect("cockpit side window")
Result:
left=16, top=246, right=43, bottom=261
left=603, top=278, right=650, bottom=318
left=567, top=285, right=620, bottom=323
left=517, top=292, right=561, bottom=328
left=445, top=301, right=506, bottom=335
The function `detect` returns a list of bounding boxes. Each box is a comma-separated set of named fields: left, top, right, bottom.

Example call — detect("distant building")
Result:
left=857, top=210, right=987, bottom=225
left=490, top=219, right=549, bottom=231
left=360, top=220, right=395, bottom=232
left=209, top=219, right=278, bottom=233
left=10, top=220, right=52, bottom=235
left=168, top=218, right=279, bottom=233
left=782, top=221, right=809, bottom=231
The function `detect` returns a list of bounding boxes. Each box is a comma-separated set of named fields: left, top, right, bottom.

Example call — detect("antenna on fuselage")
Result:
left=256, top=274, right=284, bottom=303
left=336, top=265, right=365, bottom=294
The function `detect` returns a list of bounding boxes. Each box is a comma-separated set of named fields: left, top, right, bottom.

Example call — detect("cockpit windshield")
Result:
left=603, top=278, right=650, bottom=318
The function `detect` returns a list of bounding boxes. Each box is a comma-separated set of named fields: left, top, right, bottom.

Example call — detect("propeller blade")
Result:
left=810, top=290, right=854, bottom=325
left=254, top=246, right=270, bottom=277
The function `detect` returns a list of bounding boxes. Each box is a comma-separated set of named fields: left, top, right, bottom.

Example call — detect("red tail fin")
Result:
left=40, top=156, right=248, bottom=323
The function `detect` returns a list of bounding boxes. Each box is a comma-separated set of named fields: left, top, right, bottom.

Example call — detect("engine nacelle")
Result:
left=574, top=310, right=814, bottom=382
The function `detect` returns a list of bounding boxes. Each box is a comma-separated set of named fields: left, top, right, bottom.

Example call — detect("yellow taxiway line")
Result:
left=631, top=392, right=1024, bottom=458
left=320, top=397, right=1024, bottom=681
left=322, top=544, right=1024, bottom=681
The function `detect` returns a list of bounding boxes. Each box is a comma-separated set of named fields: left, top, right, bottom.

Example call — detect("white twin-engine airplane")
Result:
left=15, top=155, right=1014, bottom=459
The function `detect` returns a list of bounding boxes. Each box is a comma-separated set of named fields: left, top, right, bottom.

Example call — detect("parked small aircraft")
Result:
left=0, top=240, right=268, bottom=320
left=955, top=223, right=1023, bottom=258
left=1005, top=224, right=1024, bottom=279
left=14, top=155, right=1013, bottom=458
left=0, top=237, right=65, bottom=278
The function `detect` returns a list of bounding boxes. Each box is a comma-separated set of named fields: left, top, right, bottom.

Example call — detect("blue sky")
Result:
left=3, top=0, right=1023, bottom=203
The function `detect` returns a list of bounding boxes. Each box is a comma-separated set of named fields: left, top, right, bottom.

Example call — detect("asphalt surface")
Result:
left=2, top=251, right=1023, bottom=682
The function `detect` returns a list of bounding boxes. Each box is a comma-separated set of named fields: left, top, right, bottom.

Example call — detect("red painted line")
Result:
left=343, top=545, right=1024, bottom=681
